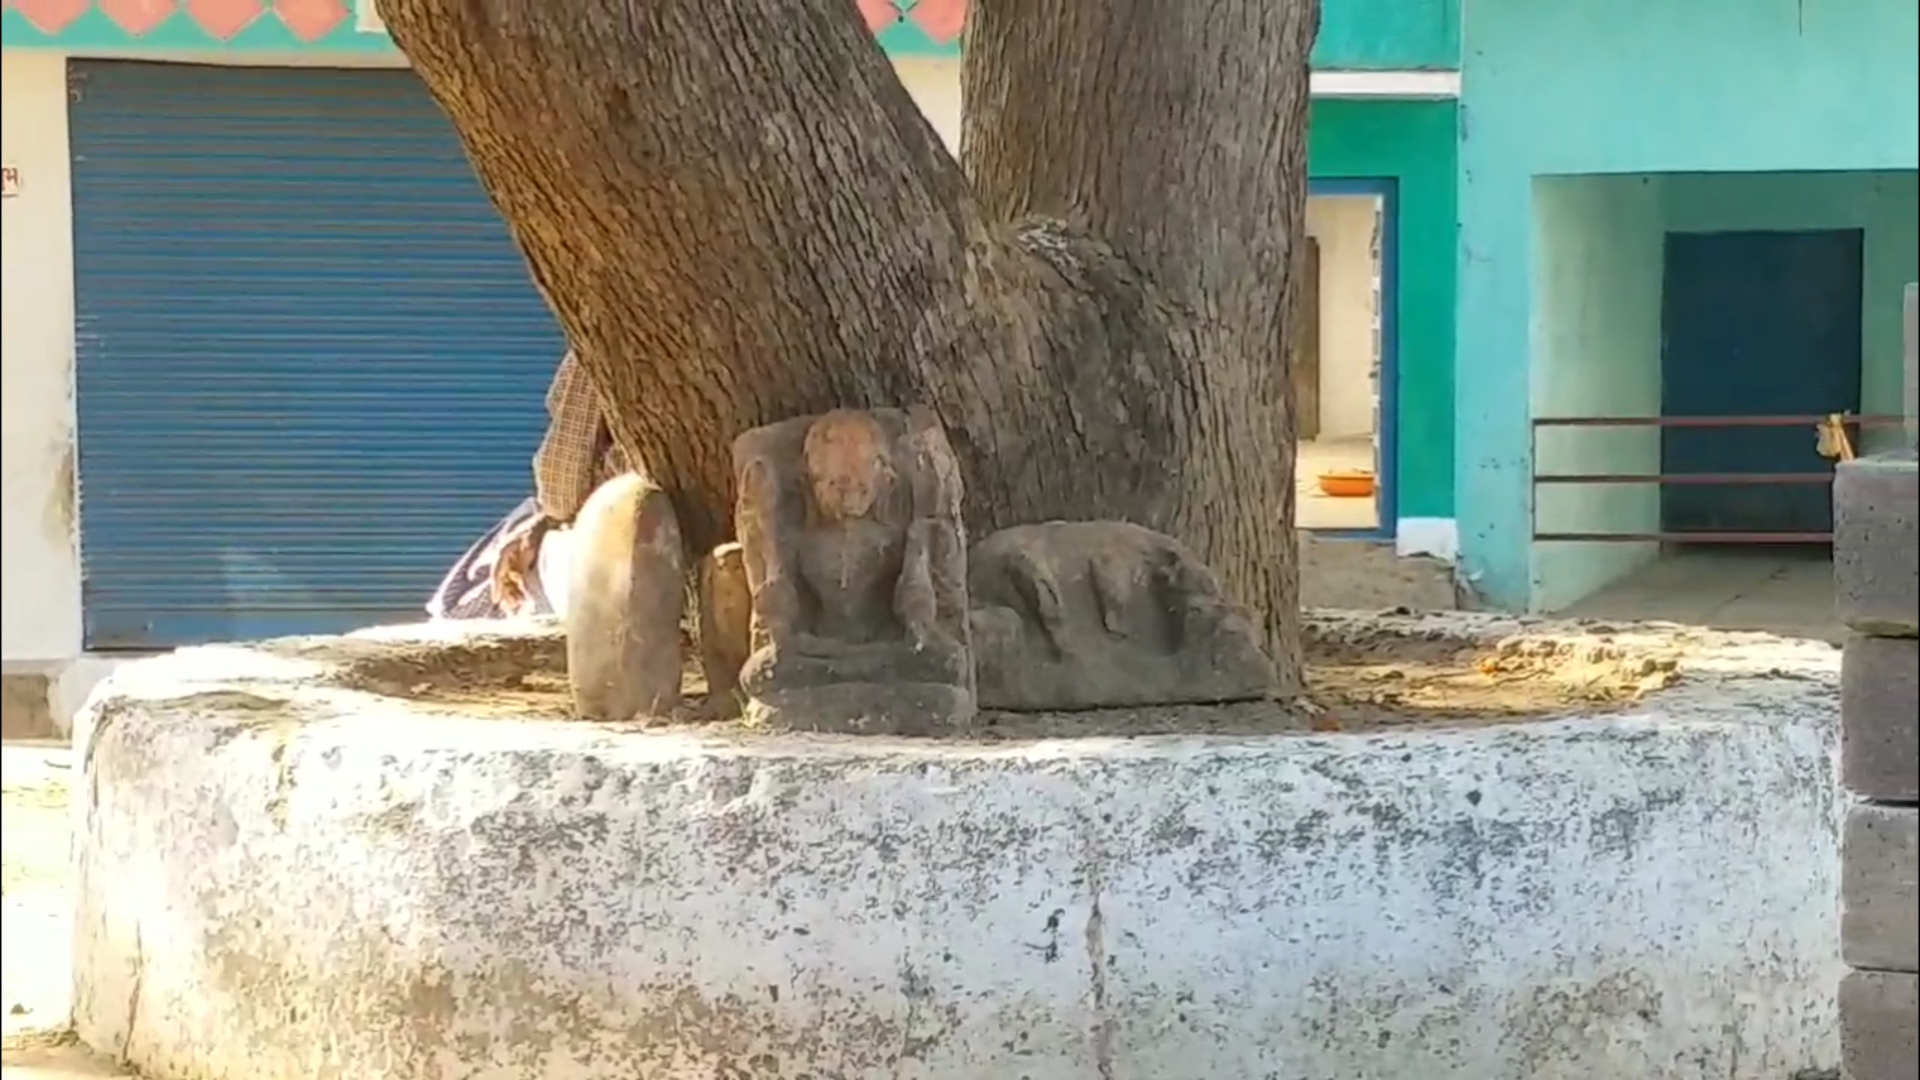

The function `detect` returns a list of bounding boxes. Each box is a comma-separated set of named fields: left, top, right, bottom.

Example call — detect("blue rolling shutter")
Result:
left=69, top=60, right=565, bottom=649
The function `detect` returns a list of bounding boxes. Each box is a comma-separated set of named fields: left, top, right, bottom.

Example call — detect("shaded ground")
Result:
left=1299, top=532, right=1460, bottom=612
left=1556, top=547, right=1840, bottom=643
left=380, top=613, right=1696, bottom=740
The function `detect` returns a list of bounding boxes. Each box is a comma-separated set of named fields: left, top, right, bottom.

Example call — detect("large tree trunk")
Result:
left=379, top=0, right=1318, bottom=694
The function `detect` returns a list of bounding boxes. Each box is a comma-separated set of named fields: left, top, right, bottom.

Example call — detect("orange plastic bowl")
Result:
left=1316, top=470, right=1376, bottom=499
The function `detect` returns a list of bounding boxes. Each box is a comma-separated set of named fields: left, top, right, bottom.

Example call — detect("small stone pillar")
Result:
left=1834, top=284, right=1920, bottom=1080
left=564, top=473, right=686, bottom=721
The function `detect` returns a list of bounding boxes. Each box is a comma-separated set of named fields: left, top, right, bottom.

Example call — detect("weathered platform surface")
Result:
left=70, top=619, right=1843, bottom=1080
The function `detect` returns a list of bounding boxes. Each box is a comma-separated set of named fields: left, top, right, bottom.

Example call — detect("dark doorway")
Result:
left=1659, top=228, right=1863, bottom=538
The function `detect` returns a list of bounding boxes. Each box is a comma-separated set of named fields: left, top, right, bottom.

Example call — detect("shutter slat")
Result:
left=71, top=60, right=566, bottom=649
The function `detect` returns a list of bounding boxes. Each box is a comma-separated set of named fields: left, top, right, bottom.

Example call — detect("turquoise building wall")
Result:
left=1456, top=0, right=1920, bottom=609
left=1312, top=0, right=1457, bottom=70
left=1528, top=175, right=1665, bottom=611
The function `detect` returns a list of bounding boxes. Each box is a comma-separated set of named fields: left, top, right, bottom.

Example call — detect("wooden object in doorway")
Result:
left=1290, top=237, right=1322, bottom=441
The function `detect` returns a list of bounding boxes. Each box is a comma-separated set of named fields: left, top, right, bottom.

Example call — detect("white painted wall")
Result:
left=892, top=57, right=962, bottom=153
left=1305, top=195, right=1381, bottom=440
left=2, top=51, right=81, bottom=665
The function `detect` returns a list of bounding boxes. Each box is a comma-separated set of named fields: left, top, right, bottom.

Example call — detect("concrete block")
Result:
left=1841, top=969, right=1918, bottom=1080
left=1843, top=635, right=1920, bottom=802
left=1844, top=804, right=1920, bottom=973
left=1834, top=451, right=1919, bottom=637
left=1, top=672, right=57, bottom=740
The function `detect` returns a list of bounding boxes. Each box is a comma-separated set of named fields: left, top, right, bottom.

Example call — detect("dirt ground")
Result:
left=1297, top=533, right=1462, bottom=612
left=1, top=744, right=138, bottom=1078
left=380, top=615, right=1694, bottom=740
left=2, top=744, right=78, bottom=1046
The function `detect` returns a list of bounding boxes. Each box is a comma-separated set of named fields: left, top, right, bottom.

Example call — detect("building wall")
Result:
left=1507, top=169, right=1916, bottom=612
left=1529, top=175, right=1665, bottom=612
left=4, top=0, right=1460, bottom=70
left=1304, top=195, right=1380, bottom=441
left=0, top=50, right=99, bottom=736
left=1455, top=0, right=1920, bottom=609
left=1313, top=0, right=1457, bottom=70
left=2, top=51, right=78, bottom=663
left=892, top=57, right=961, bottom=152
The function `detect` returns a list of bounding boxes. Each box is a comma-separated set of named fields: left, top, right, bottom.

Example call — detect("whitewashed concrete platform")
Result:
left=69, top=617, right=1845, bottom=1080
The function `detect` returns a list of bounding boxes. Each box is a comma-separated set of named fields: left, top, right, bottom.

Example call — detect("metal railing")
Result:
left=1530, top=412, right=1905, bottom=544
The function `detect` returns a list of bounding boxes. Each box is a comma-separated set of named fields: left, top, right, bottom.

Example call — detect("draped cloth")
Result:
left=427, top=351, right=613, bottom=621
left=424, top=496, right=569, bottom=621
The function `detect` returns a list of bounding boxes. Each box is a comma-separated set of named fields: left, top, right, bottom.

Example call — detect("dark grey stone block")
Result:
left=1844, top=804, right=1920, bottom=974
left=1841, top=969, right=1918, bottom=1080
left=1843, top=635, right=1920, bottom=802
left=1835, top=452, right=1919, bottom=637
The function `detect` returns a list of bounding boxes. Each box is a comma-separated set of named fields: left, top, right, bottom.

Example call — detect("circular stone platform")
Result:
left=70, top=615, right=1844, bottom=1080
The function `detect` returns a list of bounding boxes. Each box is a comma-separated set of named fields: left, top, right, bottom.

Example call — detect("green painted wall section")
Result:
left=6, top=0, right=1461, bottom=67
left=1528, top=175, right=1664, bottom=610
left=1456, top=0, right=1919, bottom=610
left=1309, top=99, right=1459, bottom=521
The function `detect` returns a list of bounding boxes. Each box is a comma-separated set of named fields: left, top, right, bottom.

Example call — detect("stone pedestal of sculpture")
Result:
left=968, top=521, right=1275, bottom=711
left=564, top=473, right=685, bottom=721
left=732, top=407, right=973, bottom=734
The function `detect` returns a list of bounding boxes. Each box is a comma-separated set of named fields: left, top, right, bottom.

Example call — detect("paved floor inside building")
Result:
left=1555, top=546, right=1842, bottom=643
left=1298, top=435, right=1380, bottom=532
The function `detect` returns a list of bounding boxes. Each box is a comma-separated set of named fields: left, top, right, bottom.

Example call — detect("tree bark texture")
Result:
left=378, top=0, right=1318, bottom=693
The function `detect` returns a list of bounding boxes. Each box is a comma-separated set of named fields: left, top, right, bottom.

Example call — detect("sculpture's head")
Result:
left=803, top=410, right=893, bottom=522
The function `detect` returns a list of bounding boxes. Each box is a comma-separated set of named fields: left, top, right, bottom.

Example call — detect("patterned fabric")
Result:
left=533, top=351, right=631, bottom=524
left=428, top=352, right=633, bottom=621
left=424, top=497, right=556, bottom=620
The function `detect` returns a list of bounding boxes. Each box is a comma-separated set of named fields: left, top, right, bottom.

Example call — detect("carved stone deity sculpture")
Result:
left=967, top=521, right=1276, bottom=711
left=732, top=407, right=974, bottom=734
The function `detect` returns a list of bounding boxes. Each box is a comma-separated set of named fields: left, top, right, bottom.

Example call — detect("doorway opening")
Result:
left=1530, top=169, right=1916, bottom=632
left=1296, top=180, right=1396, bottom=536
